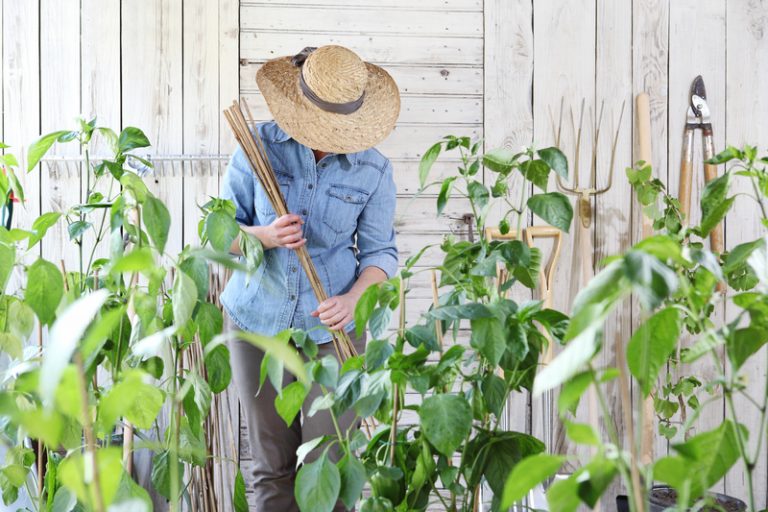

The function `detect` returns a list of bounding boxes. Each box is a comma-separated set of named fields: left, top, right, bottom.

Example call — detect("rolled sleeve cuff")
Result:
left=357, top=253, right=399, bottom=279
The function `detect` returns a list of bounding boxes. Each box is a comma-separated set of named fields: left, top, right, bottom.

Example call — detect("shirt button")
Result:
left=290, top=294, right=296, bottom=301
left=308, top=184, right=314, bottom=189
left=301, top=209, right=308, bottom=215
left=319, top=163, right=327, bottom=169
left=291, top=267, right=297, bottom=273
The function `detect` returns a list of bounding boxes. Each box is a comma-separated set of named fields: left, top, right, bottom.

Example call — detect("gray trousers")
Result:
left=227, top=314, right=366, bottom=511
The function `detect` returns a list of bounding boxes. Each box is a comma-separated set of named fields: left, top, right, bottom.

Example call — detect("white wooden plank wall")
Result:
left=2, top=0, right=768, bottom=508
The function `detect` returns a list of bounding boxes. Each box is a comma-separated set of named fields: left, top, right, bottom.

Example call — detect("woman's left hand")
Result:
left=311, top=292, right=358, bottom=331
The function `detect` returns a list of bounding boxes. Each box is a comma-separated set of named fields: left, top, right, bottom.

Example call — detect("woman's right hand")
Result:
left=255, top=214, right=306, bottom=250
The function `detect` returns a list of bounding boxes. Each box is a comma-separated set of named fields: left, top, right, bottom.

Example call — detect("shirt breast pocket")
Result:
left=255, top=170, right=292, bottom=222
left=322, top=184, right=370, bottom=236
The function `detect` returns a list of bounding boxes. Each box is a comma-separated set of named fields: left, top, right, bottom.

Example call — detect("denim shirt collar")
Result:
left=265, top=122, right=355, bottom=166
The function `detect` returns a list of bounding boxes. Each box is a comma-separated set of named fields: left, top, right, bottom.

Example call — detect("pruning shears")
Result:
left=679, top=75, right=724, bottom=255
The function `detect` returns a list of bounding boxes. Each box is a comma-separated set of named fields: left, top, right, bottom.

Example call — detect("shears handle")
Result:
left=702, top=125, right=724, bottom=255
left=679, top=127, right=695, bottom=221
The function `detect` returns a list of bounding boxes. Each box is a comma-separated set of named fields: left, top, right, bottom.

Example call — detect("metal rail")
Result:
left=41, top=154, right=231, bottom=178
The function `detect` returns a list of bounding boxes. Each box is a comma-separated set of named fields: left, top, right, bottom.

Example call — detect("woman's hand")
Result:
left=311, top=292, right=358, bottom=331
left=248, top=214, right=306, bottom=250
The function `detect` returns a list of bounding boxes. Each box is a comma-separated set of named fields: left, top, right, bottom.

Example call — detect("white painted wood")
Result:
left=669, top=0, right=727, bottom=494
left=240, top=5, right=482, bottom=37
left=241, top=63, right=483, bottom=96
left=594, top=0, right=634, bottom=500
left=532, top=0, right=597, bottom=469
left=724, top=1, right=768, bottom=506
left=121, top=0, right=184, bottom=256
left=40, top=0, right=81, bottom=272
left=240, top=31, right=483, bottom=65
left=632, top=0, right=671, bottom=463
left=241, top=0, right=482, bottom=10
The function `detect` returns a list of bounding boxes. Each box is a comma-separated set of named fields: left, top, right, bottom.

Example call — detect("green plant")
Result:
left=246, top=135, right=574, bottom=512
left=502, top=146, right=768, bottom=512
left=0, top=119, right=299, bottom=511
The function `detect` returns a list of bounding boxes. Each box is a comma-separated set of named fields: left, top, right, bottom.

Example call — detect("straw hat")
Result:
left=256, top=45, right=400, bottom=154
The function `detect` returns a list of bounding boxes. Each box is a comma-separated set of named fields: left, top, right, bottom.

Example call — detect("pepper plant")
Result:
left=254, top=136, right=575, bottom=512
left=0, top=119, right=299, bottom=511
left=499, top=146, right=768, bottom=512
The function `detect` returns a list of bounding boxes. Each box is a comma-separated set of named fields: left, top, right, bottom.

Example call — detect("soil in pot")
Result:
left=649, top=486, right=746, bottom=512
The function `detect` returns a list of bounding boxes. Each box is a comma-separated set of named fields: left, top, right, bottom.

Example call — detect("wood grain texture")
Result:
left=724, top=1, right=768, bottom=506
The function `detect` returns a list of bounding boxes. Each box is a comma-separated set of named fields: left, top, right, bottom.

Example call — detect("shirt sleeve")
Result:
left=220, top=147, right=257, bottom=226
left=356, top=161, right=399, bottom=278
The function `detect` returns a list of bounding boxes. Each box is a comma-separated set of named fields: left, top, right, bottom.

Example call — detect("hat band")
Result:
left=292, top=47, right=365, bottom=115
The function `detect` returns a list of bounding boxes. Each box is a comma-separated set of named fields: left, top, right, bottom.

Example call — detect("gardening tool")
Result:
left=679, top=75, right=725, bottom=257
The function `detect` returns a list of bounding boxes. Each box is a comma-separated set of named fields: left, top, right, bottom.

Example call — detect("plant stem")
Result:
left=169, top=342, right=181, bottom=512
left=74, top=352, right=106, bottom=512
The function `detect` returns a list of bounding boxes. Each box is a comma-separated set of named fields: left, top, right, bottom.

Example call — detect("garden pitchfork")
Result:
left=679, top=75, right=724, bottom=256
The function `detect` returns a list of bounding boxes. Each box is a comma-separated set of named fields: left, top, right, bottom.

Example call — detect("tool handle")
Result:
left=702, top=128, right=724, bottom=255
left=679, top=128, right=695, bottom=222
left=636, top=93, right=654, bottom=238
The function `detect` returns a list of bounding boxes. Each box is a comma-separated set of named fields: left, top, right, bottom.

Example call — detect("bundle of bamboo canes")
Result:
left=223, top=100, right=358, bottom=360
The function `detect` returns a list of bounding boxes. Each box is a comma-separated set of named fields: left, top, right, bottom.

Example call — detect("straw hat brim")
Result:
left=256, top=56, right=400, bottom=154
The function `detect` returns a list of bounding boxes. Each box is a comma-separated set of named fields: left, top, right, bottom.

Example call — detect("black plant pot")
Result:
left=616, top=486, right=747, bottom=512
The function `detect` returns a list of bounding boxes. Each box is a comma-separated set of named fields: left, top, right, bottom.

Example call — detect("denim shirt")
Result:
left=220, top=121, right=398, bottom=343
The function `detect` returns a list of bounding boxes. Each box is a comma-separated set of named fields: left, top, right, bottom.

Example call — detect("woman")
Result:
left=220, top=45, right=400, bottom=510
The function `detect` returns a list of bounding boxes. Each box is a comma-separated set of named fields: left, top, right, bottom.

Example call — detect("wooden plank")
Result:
left=81, top=0, right=122, bottom=264
left=241, top=0, right=482, bottom=10
left=241, top=63, right=483, bottom=96
left=240, top=31, right=483, bottom=66
left=121, top=0, right=184, bottom=256
left=532, top=0, right=596, bottom=470
left=668, top=0, right=727, bottom=493
left=240, top=92, right=481, bottom=125
left=240, top=5, right=482, bottom=37
left=632, top=0, right=671, bottom=463
left=594, top=0, right=633, bottom=501
left=3, top=0, right=41, bottom=299
left=724, top=1, right=768, bottom=507
left=40, top=0, right=82, bottom=272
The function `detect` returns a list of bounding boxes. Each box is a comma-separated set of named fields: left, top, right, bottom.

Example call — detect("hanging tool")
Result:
left=679, top=75, right=724, bottom=256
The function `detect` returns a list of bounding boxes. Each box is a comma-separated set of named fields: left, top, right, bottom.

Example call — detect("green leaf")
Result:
left=522, top=159, right=550, bottom=191
left=706, top=146, right=741, bottom=165
left=436, top=176, right=457, bottom=216
left=470, top=316, right=506, bottom=365
left=151, top=450, right=183, bottom=500
left=111, top=247, right=154, bottom=273
left=727, top=327, right=768, bottom=370
left=7, top=300, right=34, bottom=341
left=538, top=147, right=568, bottom=178
left=226, top=330, right=309, bottom=384
left=28, top=212, right=63, bottom=248
left=354, top=284, right=379, bottom=338
left=295, top=452, right=341, bottom=512
left=25, top=258, right=64, bottom=325
left=233, top=469, right=248, bottom=512
left=419, top=394, right=472, bottom=456
left=143, top=196, right=171, bottom=253
left=27, top=130, right=71, bottom=171
left=205, top=345, right=232, bottom=393
left=59, top=448, right=123, bottom=508
left=527, top=192, right=573, bottom=232
left=67, top=220, right=91, bottom=241
left=627, top=307, right=680, bottom=396
left=419, top=143, right=442, bottom=188
left=483, top=147, right=518, bottom=174
left=181, top=256, right=210, bottom=303
left=576, top=455, right=618, bottom=507
left=98, top=370, right=164, bottom=432
left=698, top=172, right=732, bottom=237
left=120, top=172, right=149, bottom=203
left=501, top=453, right=565, bottom=509
left=0, top=244, right=15, bottom=293
left=467, top=180, right=490, bottom=211
left=117, top=127, right=151, bottom=152
left=275, top=381, right=308, bottom=426
left=204, top=210, right=240, bottom=252
left=369, top=307, right=392, bottom=339
left=565, top=421, right=600, bottom=445
left=338, top=454, right=366, bottom=509
left=0, top=333, right=22, bottom=360
left=172, top=269, right=198, bottom=329
left=481, top=373, right=507, bottom=418
left=365, top=340, right=394, bottom=370
left=40, top=289, right=109, bottom=408
left=480, top=431, right=546, bottom=496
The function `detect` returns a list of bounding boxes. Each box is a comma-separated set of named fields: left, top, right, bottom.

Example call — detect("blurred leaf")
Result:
left=470, top=316, right=505, bottom=365
left=527, top=192, right=573, bottom=232
left=368, top=307, right=392, bottom=339
left=233, top=469, right=248, bottom=512
left=204, top=210, right=239, bottom=253
left=295, top=452, right=341, bottom=512
left=354, top=285, right=379, bottom=338
left=338, top=454, right=366, bottom=510
left=39, top=290, right=109, bottom=405
left=727, top=327, right=768, bottom=370
left=365, top=340, right=393, bottom=370
left=59, top=448, right=123, bottom=508
left=0, top=244, right=15, bottom=293
left=117, top=127, right=151, bottom=152
left=565, top=421, right=600, bottom=446
left=577, top=456, right=618, bottom=507
left=0, top=333, right=22, bottom=360
left=205, top=345, right=232, bottom=393
left=627, top=307, right=680, bottom=395
left=501, top=453, right=565, bottom=509
left=143, top=196, right=171, bottom=253
left=419, top=394, right=472, bottom=456
left=27, top=130, right=71, bottom=171
left=180, top=256, right=210, bottom=303
left=698, top=172, right=733, bottom=238
left=151, top=450, right=183, bottom=500
left=112, top=247, right=154, bottom=273
left=172, top=269, right=198, bottom=329
left=275, top=381, right=308, bottom=426
left=26, top=258, right=64, bottom=325
left=419, top=143, right=441, bottom=189
left=27, top=212, right=62, bottom=248
left=221, top=330, right=308, bottom=384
